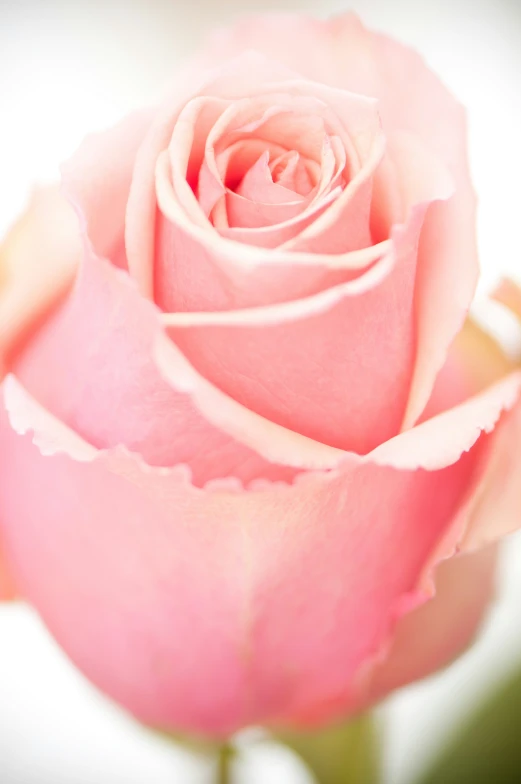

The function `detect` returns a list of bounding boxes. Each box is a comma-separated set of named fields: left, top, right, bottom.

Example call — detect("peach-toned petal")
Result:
left=159, top=133, right=452, bottom=455
left=449, top=283, right=521, bottom=549
left=61, top=110, right=153, bottom=268
left=448, top=317, right=517, bottom=396
left=493, top=278, right=521, bottom=323
left=459, top=398, right=521, bottom=551
left=0, top=187, right=80, bottom=378
left=0, top=379, right=487, bottom=736
left=0, top=534, right=17, bottom=601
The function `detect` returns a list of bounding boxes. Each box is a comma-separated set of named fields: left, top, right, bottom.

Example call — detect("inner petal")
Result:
left=236, top=151, right=305, bottom=205
left=221, top=134, right=345, bottom=236
left=161, top=87, right=378, bottom=256
left=222, top=139, right=290, bottom=191
left=270, top=151, right=315, bottom=196
left=226, top=150, right=310, bottom=230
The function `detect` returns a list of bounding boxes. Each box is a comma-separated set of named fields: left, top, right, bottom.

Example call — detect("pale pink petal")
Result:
left=271, top=151, right=314, bottom=196
left=0, top=379, right=489, bottom=735
left=61, top=110, right=153, bottom=268
left=235, top=152, right=302, bottom=205
left=0, top=187, right=80, bottom=378
left=226, top=152, right=308, bottom=230
left=204, top=145, right=310, bottom=233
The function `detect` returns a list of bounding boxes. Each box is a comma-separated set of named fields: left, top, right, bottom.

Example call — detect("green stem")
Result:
left=274, top=714, right=380, bottom=784
left=216, top=742, right=234, bottom=784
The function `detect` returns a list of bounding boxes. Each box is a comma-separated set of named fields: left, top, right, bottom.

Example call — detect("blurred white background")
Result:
left=1, top=1, right=521, bottom=782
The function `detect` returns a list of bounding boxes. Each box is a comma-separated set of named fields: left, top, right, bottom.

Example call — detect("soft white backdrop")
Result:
left=1, top=1, right=521, bottom=782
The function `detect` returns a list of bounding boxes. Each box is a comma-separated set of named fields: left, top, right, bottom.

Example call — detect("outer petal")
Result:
left=0, top=187, right=79, bottom=378
left=420, top=313, right=521, bottom=553
left=359, top=545, right=498, bottom=707
left=0, top=379, right=485, bottom=736
left=194, top=13, right=478, bottom=429
left=0, top=365, right=519, bottom=736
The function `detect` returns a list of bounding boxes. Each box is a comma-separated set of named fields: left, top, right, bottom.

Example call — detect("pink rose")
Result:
left=1, top=12, right=521, bottom=735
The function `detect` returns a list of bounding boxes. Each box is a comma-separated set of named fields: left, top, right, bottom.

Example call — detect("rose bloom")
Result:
left=1, top=12, right=521, bottom=736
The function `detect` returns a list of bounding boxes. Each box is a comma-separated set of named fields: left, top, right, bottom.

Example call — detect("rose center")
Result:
left=196, top=108, right=350, bottom=235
